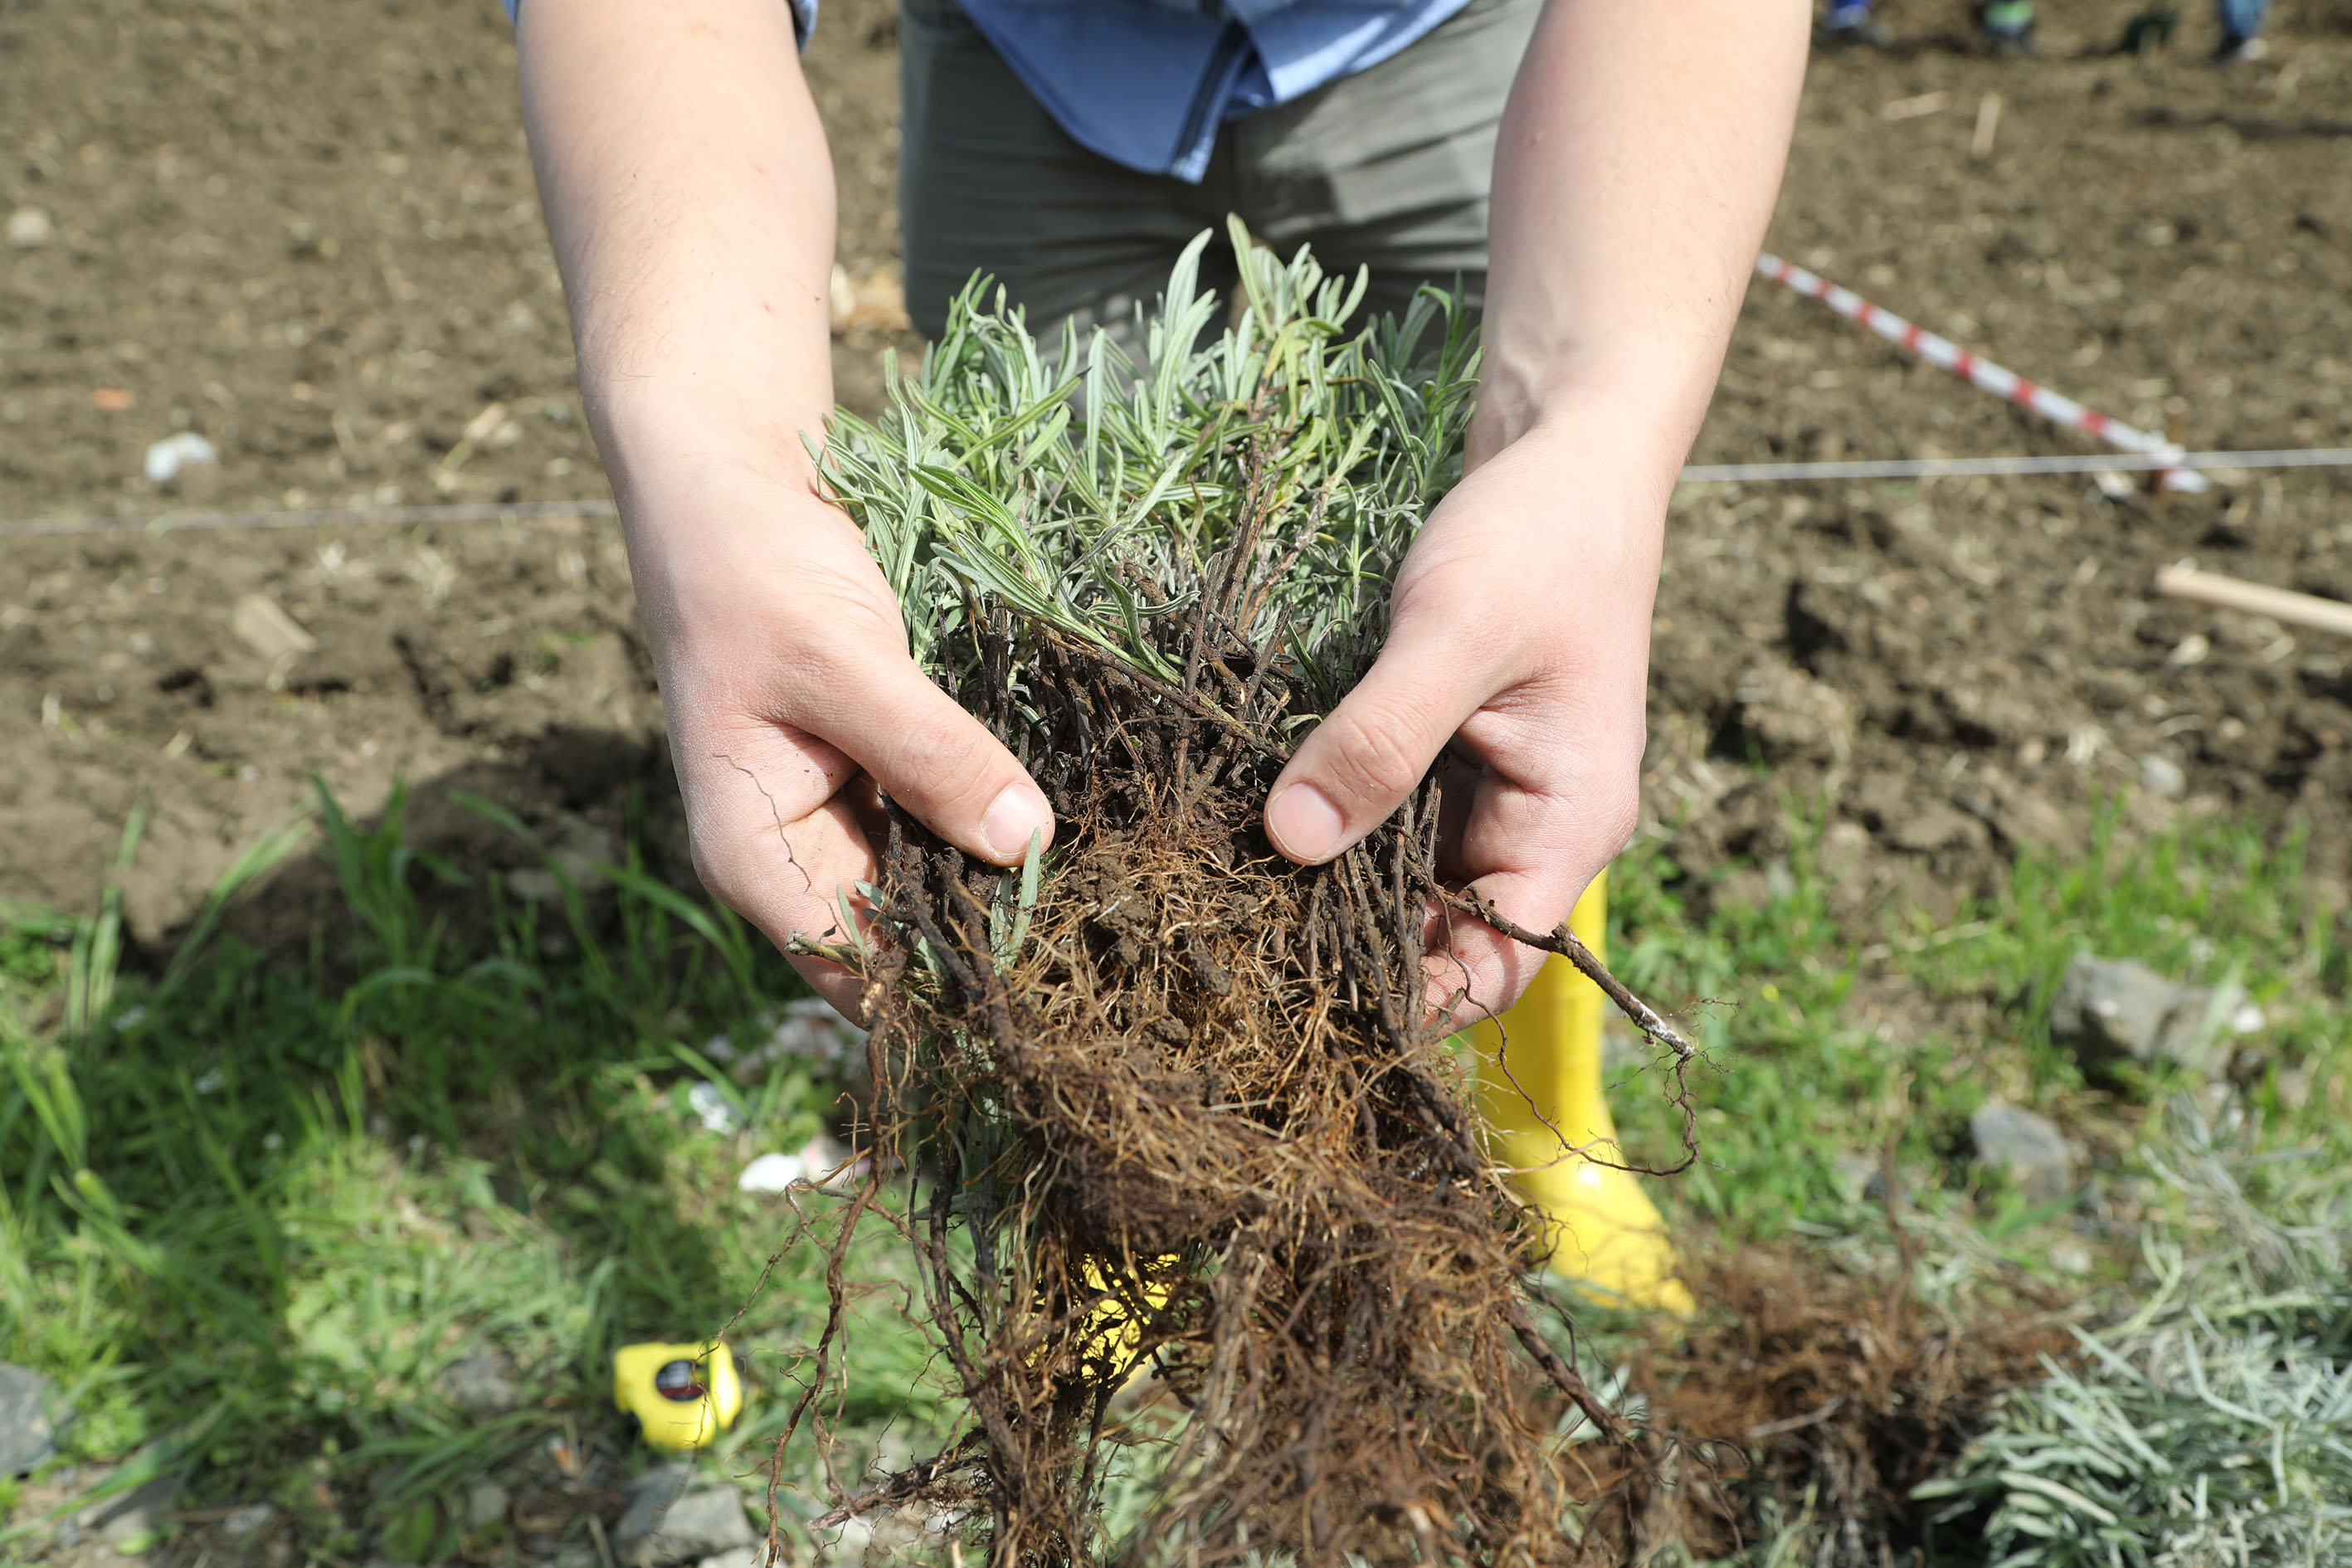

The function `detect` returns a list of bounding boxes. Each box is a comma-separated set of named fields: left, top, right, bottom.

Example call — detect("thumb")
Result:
left=1263, top=622, right=1486, bottom=864
left=806, top=652, right=1055, bottom=867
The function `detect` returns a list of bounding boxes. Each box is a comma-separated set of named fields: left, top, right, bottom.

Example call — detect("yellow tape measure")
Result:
left=612, top=1342, right=743, bottom=1451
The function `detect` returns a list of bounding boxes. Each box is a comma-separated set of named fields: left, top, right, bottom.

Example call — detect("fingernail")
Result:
left=1266, top=783, right=1346, bottom=864
left=981, top=784, right=1054, bottom=864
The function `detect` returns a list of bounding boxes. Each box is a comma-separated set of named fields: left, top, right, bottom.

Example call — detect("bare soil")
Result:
left=10, top=0, right=2352, bottom=955
left=8, top=0, right=2352, bottom=947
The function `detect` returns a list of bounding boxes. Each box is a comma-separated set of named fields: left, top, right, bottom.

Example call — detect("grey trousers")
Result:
left=896, top=0, right=1542, bottom=349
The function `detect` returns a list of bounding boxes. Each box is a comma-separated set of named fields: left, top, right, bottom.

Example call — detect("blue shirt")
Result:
left=508, top=0, right=1468, bottom=185
left=953, top=0, right=1473, bottom=182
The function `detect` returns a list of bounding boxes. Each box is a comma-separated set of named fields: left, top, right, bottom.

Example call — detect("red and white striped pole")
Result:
left=1755, top=253, right=2205, bottom=493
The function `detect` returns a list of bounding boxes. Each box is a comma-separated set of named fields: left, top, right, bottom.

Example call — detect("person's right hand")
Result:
left=621, top=456, right=1056, bottom=1018
left=519, top=0, right=1044, bottom=1015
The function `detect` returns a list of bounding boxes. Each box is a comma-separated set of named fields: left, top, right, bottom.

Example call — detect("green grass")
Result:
left=1, top=781, right=955, bottom=1561
left=1605, top=796, right=2349, bottom=1243
left=3, top=779, right=2344, bottom=1563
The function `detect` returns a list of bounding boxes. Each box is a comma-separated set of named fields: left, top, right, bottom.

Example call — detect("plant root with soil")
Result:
left=765, top=226, right=1702, bottom=1567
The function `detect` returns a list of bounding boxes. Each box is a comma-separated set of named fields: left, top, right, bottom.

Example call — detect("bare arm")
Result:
left=519, top=0, right=1054, bottom=1014
left=1264, top=0, right=1809, bottom=1015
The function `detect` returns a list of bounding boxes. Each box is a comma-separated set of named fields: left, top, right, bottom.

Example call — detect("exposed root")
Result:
left=762, top=231, right=1705, bottom=1566
left=771, top=554, right=1705, bottom=1567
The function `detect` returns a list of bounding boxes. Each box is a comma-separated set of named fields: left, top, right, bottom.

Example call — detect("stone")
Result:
left=0, top=1362, right=64, bottom=1474
left=438, top=1347, right=521, bottom=1415
left=615, top=1466, right=755, bottom=1568
left=1831, top=1152, right=1906, bottom=1207
left=2048, top=954, right=2239, bottom=1079
left=465, top=1481, right=510, bottom=1530
left=737, top=1151, right=807, bottom=1191
left=2138, top=752, right=2188, bottom=799
left=2048, top=1239, right=2093, bottom=1276
left=696, top=1549, right=762, bottom=1568
left=816, top=1516, right=874, bottom=1565
left=222, top=1502, right=278, bottom=1537
left=508, top=812, right=620, bottom=906
left=84, top=1473, right=183, bottom=1553
left=144, top=431, right=219, bottom=485
left=1970, top=1102, right=2075, bottom=1205
left=230, top=592, right=318, bottom=661
left=6, top=206, right=52, bottom=247
left=1830, top=1152, right=1879, bottom=1205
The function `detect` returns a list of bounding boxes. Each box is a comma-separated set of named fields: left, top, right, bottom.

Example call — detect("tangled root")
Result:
left=774, top=570, right=1702, bottom=1566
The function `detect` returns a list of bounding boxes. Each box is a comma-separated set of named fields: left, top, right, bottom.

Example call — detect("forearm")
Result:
left=1475, top=0, right=1809, bottom=482
left=517, top=0, right=838, bottom=502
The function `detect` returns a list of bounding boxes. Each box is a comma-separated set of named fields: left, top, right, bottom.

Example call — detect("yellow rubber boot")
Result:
left=1469, top=874, right=1695, bottom=1316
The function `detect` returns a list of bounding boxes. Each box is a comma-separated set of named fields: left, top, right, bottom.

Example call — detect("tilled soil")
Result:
left=5, top=1, right=2351, bottom=970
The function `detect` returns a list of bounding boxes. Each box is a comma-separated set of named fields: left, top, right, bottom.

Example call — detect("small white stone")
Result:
left=2137, top=753, right=2186, bottom=800
left=689, top=1081, right=740, bottom=1134
left=738, top=1152, right=806, bottom=1193
left=465, top=1481, right=510, bottom=1530
left=222, top=1502, right=276, bottom=1538
left=144, top=431, right=217, bottom=484
left=6, top=207, right=52, bottom=247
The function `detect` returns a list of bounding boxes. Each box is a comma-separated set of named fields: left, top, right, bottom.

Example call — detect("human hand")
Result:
left=1259, top=420, right=1664, bottom=1025
left=622, top=458, right=1056, bottom=1017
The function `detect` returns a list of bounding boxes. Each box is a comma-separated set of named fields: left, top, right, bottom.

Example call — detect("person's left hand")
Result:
left=1259, top=417, right=1666, bottom=1025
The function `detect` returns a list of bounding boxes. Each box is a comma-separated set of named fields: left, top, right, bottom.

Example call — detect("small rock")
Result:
left=437, top=1347, right=521, bottom=1415
left=740, top=1137, right=864, bottom=1195
left=737, top=1151, right=807, bottom=1193
left=696, top=1549, right=761, bottom=1568
left=144, top=431, right=218, bottom=485
left=7, top=206, right=54, bottom=247
left=1970, top=1101, right=2075, bottom=1205
left=465, top=1481, right=511, bottom=1530
left=222, top=1502, right=278, bottom=1538
left=231, top=593, right=319, bottom=661
left=1830, top=1153, right=1879, bottom=1205
left=689, top=1080, right=741, bottom=1134
left=2048, top=954, right=2238, bottom=1079
left=616, top=1466, right=757, bottom=1568
left=507, top=867, right=565, bottom=906
left=818, top=1517, right=874, bottom=1564
left=2048, top=1239, right=2093, bottom=1276
left=1830, top=1152, right=1906, bottom=1206
left=0, top=1362, right=65, bottom=1474
left=508, top=812, right=621, bottom=906
left=2138, top=753, right=2187, bottom=799
left=93, top=1474, right=183, bottom=1553
left=706, top=998, right=866, bottom=1079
